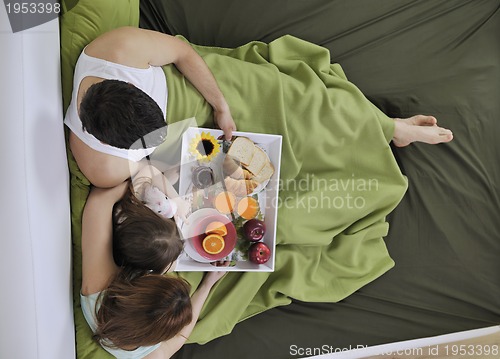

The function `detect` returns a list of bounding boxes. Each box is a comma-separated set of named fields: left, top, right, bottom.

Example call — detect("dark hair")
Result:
left=113, top=184, right=184, bottom=276
left=94, top=273, right=192, bottom=349
left=79, top=79, right=167, bottom=149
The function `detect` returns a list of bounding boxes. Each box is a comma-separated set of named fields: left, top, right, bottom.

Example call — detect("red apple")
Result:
left=248, top=242, right=271, bottom=264
left=243, top=219, right=266, bottom=242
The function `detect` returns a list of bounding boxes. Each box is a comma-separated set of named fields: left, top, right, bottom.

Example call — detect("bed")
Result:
left=59, top=0, right=500, bottom=358
left=1, top=9, right=74, bottom=359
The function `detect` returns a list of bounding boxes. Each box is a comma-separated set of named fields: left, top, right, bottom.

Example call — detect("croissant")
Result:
left=243, top=169, right=253, bottom=180
left=245, top=178, right=259, bottom=193
left=224, top=177, right=259, bottom=196
left=223, top=156, right=244, bottom=179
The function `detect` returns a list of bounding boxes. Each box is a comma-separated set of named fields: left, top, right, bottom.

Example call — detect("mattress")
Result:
left=139, top=1, right=500, bottom=358
left=60, top=0, right=499, bottom=358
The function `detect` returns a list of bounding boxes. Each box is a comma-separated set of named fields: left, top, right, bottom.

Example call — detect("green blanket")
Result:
left=62, top=1, right=407, bottom=356
left=164, top=35, right=408, bottom=343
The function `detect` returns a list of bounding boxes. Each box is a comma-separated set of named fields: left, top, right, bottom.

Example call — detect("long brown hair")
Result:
left=94, top=273, right=192, bottom=349
left=113, top=183, right=183, bottom=275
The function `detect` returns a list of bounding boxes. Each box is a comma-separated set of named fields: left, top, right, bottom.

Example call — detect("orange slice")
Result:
left=205, top=221, right=228, bottom=236
left=214, top=191, right=236, bottom=214
left=237, top=197, right=260, bottom=220
left=202, top=234, right=225, bottom=255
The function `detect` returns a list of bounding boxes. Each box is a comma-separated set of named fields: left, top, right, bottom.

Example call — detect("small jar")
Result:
left=192, top=166, right=214, bottom=189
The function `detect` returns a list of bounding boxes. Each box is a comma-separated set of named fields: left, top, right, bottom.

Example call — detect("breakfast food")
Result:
left=227, top=137, right=255, bottom=166
left=205, top=221, right=228, bottom=236
left=224, top=177, right=259, bottom=197
left=223, top=155, right=243, bottom=178
left=246, top=146, right=268, bottom=175
left=223, top=155, right=253, bottom=180
left=248, top=242, right=271, bottom=264
left=252, top=161, right=274, bottom=184
left=202, top=234, right=225, bottom=255
left=243, top=219, right=266, bottom=242
left=224, top=137, right=275, bottom=194
left=237, top=197, right=260, bottom=220
left=214, top=191, right=236, bottom=214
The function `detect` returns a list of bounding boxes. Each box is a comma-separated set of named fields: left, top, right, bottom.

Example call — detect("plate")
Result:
left=182, top=208, right=237, bottom=262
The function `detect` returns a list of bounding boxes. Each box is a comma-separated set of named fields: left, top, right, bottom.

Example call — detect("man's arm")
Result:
left=85, top=27, right=235, bottom=139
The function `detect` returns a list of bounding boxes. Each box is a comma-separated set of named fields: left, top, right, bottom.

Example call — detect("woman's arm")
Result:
left=133, top=164, right=178, bottom=200
left=81, top=181, right=129, bottom=295
left=133, top=164, right=190, bottom=221
left=85, top=27, right=236, bottom=139
left=144, top=271, right=227, bottom=359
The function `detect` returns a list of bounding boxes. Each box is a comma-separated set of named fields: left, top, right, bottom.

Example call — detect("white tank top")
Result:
left=64, top=49, right=168, bottom=162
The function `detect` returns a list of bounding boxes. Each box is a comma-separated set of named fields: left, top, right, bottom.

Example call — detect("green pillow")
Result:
left=60, top=1, right=139, bottom=358
left=60, top=0, right=140, bottom=112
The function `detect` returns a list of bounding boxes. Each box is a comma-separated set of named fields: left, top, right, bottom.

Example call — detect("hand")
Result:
left=210, top=260, right=231, bottom=267
left=171, top=196, right=191, bottom=223
left=201, top=269, right=228, bottom=289
left=214, top=107, right=236, bottom=141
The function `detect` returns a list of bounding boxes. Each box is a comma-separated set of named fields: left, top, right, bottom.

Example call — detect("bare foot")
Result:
left=392, top=115, right=453, bottom=147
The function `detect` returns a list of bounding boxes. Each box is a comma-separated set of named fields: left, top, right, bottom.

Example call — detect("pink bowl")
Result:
left=188, top=214, right=237, bottom=261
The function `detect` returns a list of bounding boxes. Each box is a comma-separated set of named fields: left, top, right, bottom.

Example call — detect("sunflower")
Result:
left=189, top=132, right=220, bottom=162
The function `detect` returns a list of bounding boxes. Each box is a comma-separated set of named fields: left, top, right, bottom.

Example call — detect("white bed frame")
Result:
left=0, top=7, right=496, bottom=359
left=0, top=10, right=75, bottom=359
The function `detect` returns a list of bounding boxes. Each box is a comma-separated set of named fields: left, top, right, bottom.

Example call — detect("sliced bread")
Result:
left=253, top=161, right=275, bottom=183
left=246, top=146, right=268, bottom=175
left=227, top=137, right=254, bottom=166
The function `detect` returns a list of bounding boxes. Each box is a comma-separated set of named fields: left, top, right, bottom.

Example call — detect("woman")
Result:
left=81, top=181, right=226, bottom=358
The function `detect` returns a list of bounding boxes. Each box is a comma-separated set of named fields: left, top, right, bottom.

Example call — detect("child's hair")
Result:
left=94, top=273, right=192, bottom=349
left=79, top=79, right=167, bottom=149
left=112, top=183, right=183, bottom=276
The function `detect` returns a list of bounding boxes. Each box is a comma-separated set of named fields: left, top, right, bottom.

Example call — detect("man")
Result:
left=66, top=27, right=452, bottom=189
left=65, top=26, right=236, bottom=188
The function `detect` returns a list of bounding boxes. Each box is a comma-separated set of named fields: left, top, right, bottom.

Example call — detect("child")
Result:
left=112, top=164, right=189, bottom=276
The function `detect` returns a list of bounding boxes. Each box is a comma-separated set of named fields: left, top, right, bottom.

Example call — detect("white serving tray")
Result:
left=175, top=127, right=282, bottom=272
